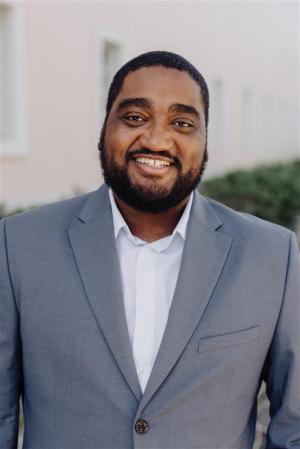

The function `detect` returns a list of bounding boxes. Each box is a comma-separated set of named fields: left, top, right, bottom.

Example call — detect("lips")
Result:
left=134, top=156, right=171, bottom=168
left=130, top=155, right=174, bottom=176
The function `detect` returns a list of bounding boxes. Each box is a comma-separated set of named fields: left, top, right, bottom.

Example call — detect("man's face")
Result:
left=99, top=66, right=208, bottom=213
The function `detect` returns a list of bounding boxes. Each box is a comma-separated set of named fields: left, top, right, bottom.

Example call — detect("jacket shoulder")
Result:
left=2, top=191, right=92, bottom=232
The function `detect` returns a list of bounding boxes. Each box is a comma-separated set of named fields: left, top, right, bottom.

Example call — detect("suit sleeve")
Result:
left=263, top=232, right=300, bottom=448
left=0, top=219, right=23, bottom=449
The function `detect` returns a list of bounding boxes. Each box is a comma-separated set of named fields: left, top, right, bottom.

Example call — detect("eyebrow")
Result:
left=116, top=97, right=201, bottom=120
left=116, top=97, right=153, bottom=113
left=169, top=103, right=200, bottom=120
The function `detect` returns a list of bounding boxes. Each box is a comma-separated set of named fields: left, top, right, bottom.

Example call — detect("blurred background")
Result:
left=0, top=0, right=299, bottom=210
left=0, top=1, right=299, bottom=448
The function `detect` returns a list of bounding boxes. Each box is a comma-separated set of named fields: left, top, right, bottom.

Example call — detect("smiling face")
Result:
left=99, top=66, right=208, bottom=213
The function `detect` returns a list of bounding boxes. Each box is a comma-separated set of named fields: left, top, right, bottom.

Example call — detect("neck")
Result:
left=113, top=193, right=191, bottom=243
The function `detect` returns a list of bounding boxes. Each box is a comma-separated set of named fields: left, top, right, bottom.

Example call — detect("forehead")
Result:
left=114, top=66, right=204, bottom=111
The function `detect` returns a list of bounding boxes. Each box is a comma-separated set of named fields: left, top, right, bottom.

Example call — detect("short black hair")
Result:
left=105, top=50, right=210, bottom=128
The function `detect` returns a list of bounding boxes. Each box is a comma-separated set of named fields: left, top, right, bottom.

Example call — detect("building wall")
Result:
left=0, top=0, right=299, bottom=208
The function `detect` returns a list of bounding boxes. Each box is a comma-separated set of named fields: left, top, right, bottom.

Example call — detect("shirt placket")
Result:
left=132, top=245, right=156, bottom=392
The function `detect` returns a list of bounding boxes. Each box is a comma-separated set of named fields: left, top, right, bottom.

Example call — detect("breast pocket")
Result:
left=197, top=325, right=260, bottom=353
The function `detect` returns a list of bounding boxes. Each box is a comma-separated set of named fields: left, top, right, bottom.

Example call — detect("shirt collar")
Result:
left=108, top=187, right=194, bottom=244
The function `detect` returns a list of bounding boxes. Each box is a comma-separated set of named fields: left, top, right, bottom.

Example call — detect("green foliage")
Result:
left=0, top=203, right=6, bottom=219
left=0, top=203, right=36, bottom=220
left=200, top=160, right=300, bottom=231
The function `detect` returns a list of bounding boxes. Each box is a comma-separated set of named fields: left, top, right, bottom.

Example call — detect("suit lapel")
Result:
left=67, top=185, right=232, bottom=409
left=67, top=184, right=142, bottom=402
left=138, top=191, right=232, bottom=411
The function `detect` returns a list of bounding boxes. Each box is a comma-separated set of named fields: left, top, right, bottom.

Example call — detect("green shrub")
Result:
left=0, top=204, right=36, bottom=220
left=200, top=160, right=300, bottom=231
left=0, top=203, right=6, bottom=219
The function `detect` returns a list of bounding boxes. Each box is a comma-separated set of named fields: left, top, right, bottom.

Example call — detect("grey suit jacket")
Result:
left=1, top=183, right=299, bottom=449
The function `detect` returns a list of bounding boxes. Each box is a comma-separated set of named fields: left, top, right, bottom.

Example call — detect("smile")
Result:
left=135, top=157, right=171, bottom=168
left=130, top=155, right=174, bottom=176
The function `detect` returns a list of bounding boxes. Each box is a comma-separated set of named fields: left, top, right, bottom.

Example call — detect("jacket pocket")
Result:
left=197, top=325, right=260, bottom=353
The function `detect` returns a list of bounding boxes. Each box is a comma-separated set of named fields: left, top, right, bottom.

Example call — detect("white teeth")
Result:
left=135, top=157, right=170, bottom=168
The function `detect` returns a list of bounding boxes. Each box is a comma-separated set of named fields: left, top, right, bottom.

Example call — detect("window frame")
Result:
left=0, top=1, right=27, bottom=157
left=94, top=31, right=123, bottom=134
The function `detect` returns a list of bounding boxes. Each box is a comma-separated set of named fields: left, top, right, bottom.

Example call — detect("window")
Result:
left=212, top=79, right=226, bottom=145
left=261, top=96, right=274, bottom=149
left=96, top=37, right=121, bottom=130
left=241, top=88, right=254, bottom=150
left=103, top=41, right=121, bottom=94
left=0, top=2, right=26, bottom=155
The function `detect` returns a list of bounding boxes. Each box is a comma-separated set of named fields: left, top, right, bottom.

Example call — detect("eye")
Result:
left=122, top=115, right=146, bottom=125
left=173, top=120, right=194, bottom=128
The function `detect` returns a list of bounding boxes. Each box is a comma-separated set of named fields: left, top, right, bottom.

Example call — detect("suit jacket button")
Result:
left=135, top=419, right=149, bottom=434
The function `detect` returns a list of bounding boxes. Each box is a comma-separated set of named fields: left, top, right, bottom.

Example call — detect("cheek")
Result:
left=192, top=148, right=204, bottom=164
left=105, top=123, right=139, bottom=161
left=177, top=132, right=206, bottom=167
left=181, top=145, right=205, bottom=169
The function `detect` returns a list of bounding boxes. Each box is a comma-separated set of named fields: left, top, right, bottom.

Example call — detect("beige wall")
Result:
left=0, top=0, right=299, bottom=208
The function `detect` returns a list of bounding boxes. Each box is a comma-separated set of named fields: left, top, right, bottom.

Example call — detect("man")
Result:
left=0, top=51, right=299, bottom=449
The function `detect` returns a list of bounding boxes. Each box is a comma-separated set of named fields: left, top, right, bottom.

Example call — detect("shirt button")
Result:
left=135, top=419, right=149, bottom=434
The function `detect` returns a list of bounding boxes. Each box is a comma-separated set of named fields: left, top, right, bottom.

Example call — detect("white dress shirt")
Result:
left=108, top=188, right=194, bottom=392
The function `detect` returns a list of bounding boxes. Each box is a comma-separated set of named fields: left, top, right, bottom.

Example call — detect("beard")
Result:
left=98, top=128, right=208, bottom=214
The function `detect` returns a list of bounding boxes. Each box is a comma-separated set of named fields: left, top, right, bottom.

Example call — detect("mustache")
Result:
left=126, top=148, right=181, bottom=169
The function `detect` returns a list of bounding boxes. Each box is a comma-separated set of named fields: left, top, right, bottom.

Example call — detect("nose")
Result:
left=139, top=122, right=173, bottom=152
